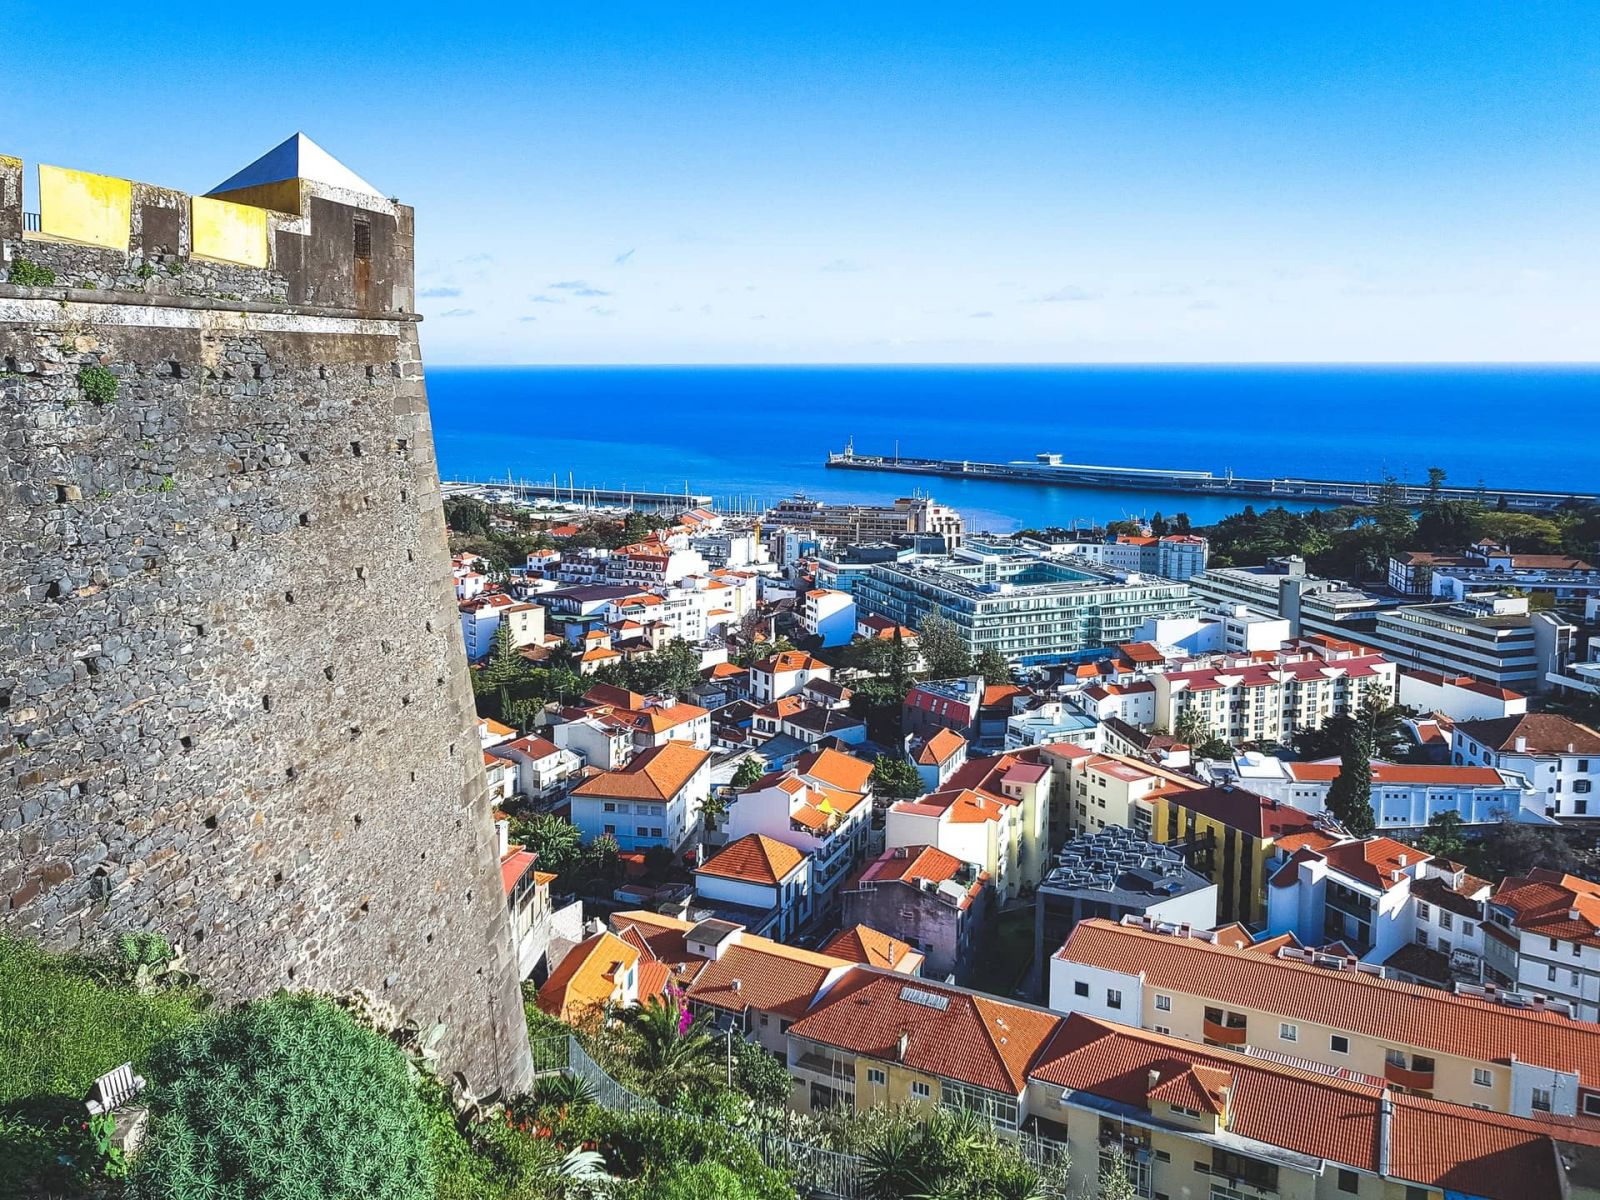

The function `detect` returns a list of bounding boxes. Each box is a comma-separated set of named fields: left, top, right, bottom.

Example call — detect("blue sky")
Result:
left=6, top=3, right=1598, bottom=363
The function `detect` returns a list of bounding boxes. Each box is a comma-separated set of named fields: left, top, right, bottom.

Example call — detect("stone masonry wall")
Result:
left=0, top=225, right=531, bottom=1090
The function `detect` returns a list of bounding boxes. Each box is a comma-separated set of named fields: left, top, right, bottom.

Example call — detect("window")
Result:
left=1170, top=1103, right=1201, bottom=1119
left=866, top=1067, right=885, bottom=1086
left=1439, top=911, right=1453, bottom=931
left=1331, top=1035, right=1350, bottom=1054
left=1153, top=1025, right=1171, bottom=1035
left=1532, top=1087, right=1553, bottom=1112
left=1155, top=994, right=1172, bottom=1012
left=1279, top=1022, right=1298, bottom=1042
left=1074, top=980, right=1089, bottom=998
left=1474, top=1068, right=1493, bottom=1087
left=1337, top=1168, right=1359, bottom=1194
left=1550, top=965, right=1560, bottom=983
left=352, top=218, right=372, bottom=262
left=1416, top=902, right=1431, bottom=920
left=1107, top=988, right=1123, bottom=1010
left=1577, top=780, right=1592, bottom=794
left=1584, top=1094, right=1600, bottom=1117
left=910, top=1081, right=931, bottom=1100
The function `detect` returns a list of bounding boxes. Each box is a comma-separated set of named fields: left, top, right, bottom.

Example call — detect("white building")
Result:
left=693, top=834, right=814, bottom=942
left=1134, top=604, right=1291, bottom=656
left=568, top=740, right=712, bottom=853
left=748, top=650, right=833, bottom=703
left=552, top=714, right=634, bottom=772
left=1265, top=835, right=1434, bottom=969
left=1198, top=752, right=1547, bottom=829
left=488, top=734, right=582, bottom=801
left=1153, top=641, right=1399, bottom=745
left=1365, top=595, right=1576, bottom=693
left=1485, top=870, right=1600, bottom=1022
left=1452, top=713, right=1600, bottom=820
left=1066, top=682, right=1156, bottom=729
left=912, top=728, right=968, bottom=793
left=801, top=588, right=857, bottom=648
left=458, top=593, right=545, bottom=661
left=724, top=749, right=874, bottom=919
left=1398, top=668, right=1528, bottom=721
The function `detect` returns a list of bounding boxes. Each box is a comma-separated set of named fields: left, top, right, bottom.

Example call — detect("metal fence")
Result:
left=529, top=1032, right=1073, bottom=1199
left=23, top=211, right=41, bottom=232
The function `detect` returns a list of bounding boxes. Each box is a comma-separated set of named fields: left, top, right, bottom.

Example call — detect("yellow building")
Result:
left=1140, top=785, right=1323, bottom=923
left=1050, top=917, right=1600, bottom=1120
left=1026, top=1012, right=1593, bottom=1200
left=784, top=967, right=1061, bottom=1133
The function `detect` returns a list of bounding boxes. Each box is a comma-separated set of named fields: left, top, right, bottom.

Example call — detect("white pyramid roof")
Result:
left=209, top=133, right=383, bottom=198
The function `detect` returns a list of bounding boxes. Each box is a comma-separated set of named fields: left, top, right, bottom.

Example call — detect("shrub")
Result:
left=6, top=256, right=56, bottom=287
left=127, top=992, right=435, bottom=1200
left=77, top=365, right=117, bottom=406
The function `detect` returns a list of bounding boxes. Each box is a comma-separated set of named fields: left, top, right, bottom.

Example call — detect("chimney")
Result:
left=731, top=978, right=742, bottom=993
left=1147, top=1069, right=1162, bottom=1092
left=495, top=816, right=510, bottom=857
left=1398, top=854, right=1407, bottom=867
left=897, top=1031, right=910, bottom=1062
left=1515, top=735, right=1528, bottom=753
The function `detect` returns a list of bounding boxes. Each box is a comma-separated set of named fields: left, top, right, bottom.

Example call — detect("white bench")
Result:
left=85, top=1062, right=146, bottom=1116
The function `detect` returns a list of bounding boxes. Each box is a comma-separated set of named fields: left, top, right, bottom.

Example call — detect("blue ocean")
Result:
left=424, top=365, right=1597, bottom=533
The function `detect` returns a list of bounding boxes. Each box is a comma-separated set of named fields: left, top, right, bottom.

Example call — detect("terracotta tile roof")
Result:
left=1167, top=787, right=1320, bottom=841
left=1286, top=761, right=1508, bottom=786
left=793, top=747, right=874, bottom=793
left=1411, top=872, right=1491, bottom=918
left=1273, top=827, right=1342, bottom=856
left=752, top=650, right=830, bottom=675
left=1161, top=653, right=1391, bottom=691
left=1388, top=1095, right=1569, bottom=1199
left=1494, top=870, right=1600, bottom=947
left=1458, top=713, right=1600, bottom=755
left=629, top=700, right=710, bottom=733
left=906, top=787, right=1006, bottom=825
left=572, top=740, right=710, bottom=802
left=1148, top=1062, right=1232, bottom=1115
left=981, top=683, right=1026, bottom=707
left=584, top=683, right=648, bottom=710
left=1055, top=919, right=1600, bottom=1088
left=696, top=834, right=806, bottom=886
left=1030, top=1015, right=1383, bottom=1171
left=537, top=931, right=639, bottom=1022
left=481, top=717, right=517, bottom=737
left=789, top=968, right=1061, bottom=1095
left=756, top=696, right=809, bottom=721
left=501, top=734, right=561, bottom=759
left=854, top=845, right=987, bottom=906
left=820, top=924, right=923, bottom=972
left=915, top=728, right=968, bottom=766
left=704, top=662, right=748, bottom=679
left=1317, top=836, right=1427, bottom=891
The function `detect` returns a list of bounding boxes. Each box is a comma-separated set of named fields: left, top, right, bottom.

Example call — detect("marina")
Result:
left=824, top=444, right=1598, bottom=513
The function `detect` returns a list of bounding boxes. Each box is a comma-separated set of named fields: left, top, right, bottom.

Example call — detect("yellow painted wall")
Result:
left=192, top=195, right=269, bottom=268
left=39, top=164, right=131, bottom=249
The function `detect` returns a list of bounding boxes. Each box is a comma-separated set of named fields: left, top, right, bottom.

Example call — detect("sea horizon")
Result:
left=426, top=363, right=1598, bottom=532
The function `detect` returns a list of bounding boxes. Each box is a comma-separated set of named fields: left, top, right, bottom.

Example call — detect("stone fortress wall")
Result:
left=0, top=143, right=531, bottom=1091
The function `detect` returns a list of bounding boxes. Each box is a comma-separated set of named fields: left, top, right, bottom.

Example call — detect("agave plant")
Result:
left=529, top=1072, right=597, bottom=1114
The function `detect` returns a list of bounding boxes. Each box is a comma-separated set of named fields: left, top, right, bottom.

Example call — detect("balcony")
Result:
left=1384, top=1061, right=1436, bottom=1091
left=1203, top=1018, right=1248, bottom=1045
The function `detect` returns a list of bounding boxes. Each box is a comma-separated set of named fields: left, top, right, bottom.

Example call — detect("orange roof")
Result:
left=500, top=847, right=538, bottom=895
left=752, top=650, right=829, bottom=674
left=481, top=717, right=517, bottom=737
left=696, top=834, right=806, bottom=885
left=1148, top=1062, right=1232, bottom=1115
left=915, top=728, right=967, bottom=766
left=630, top=699, right=710, bottom=734
left=705, top=662, right=748, bottom=679
left=981, top=683, right=1025, bottom=707
left=1494, top=870, right=1600, bottom=947
left=1287, top=761, right=1507, bottom=786
left=1317, top=836, right=1426, bottom=891
left=793, top=746, right=874, bottom=793
left=819, top=925, right=922, bottom=973
left=789, top=968, right=1060, bottom=1095
left=857, top=844, right=975, bottom=888
left=1456, top=713, right=1600, bottom=755
left=537, top=931, right=639, bottom=1022
left=901, top=787, right=1005, bottom=825
left=1055, top=919, right=1600, bottom=1089
left=572, top=740, right=711, bottom=802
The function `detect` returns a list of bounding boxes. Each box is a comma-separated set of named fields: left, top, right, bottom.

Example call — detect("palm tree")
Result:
left=627, top=996, right=720, bottom=1100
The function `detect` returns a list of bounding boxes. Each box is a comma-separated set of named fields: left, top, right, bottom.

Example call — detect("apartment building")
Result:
left=1365, top=595, right=1576, bottom=692
left=1144, top=786, right=1320, bottom=924
left=458, top=592, right=545, bottom=660
left=904, top=675, right=1028, bottom=749
left=1485, top=870, right=1600, bottom=1023
left=1263, top=833, right=1502, bottom=988
left=1199, top=752, right=1546, bottom=829
left=1040, top=745, right=1204, bottom=841
left=486, top=734, right=582, bottom=801
left=1135, top=603, right=1292, bottom=655
left=568, top=740, right=712, bottom=853
left=1189, top=555, right=1391, bottom=639
left=724, top=748, right=875, bottom=920
left=1453, top=712, right=1600, bottom=819
left=785, top=968, right=1062, bottom=1129
left=1043, top=532, right=1211, bottom=581
left=885, top=750, right=1055, bottom=901
left=1390, top=542, right=1600, bottom=603
left=767, top=493, right=965, bottom=550
left=801, top=587, right=856, bottom=647
left=852, top=546, right=1194, bottom=665
left=1026, top=1011, right=1593, bottom=1200
left=842, top=845, right=993, bottom=984
left=1153, top=643, right=1399, bottom=746
left=912, top=728, right=969, bottom=792
left=1049, top=917, right=1600, bottom=1120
